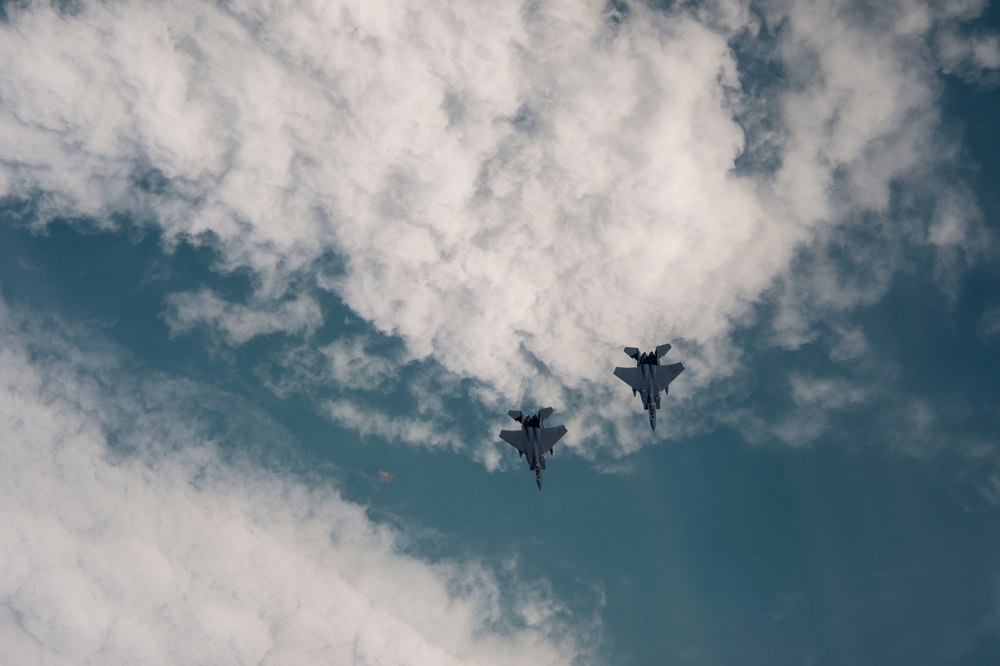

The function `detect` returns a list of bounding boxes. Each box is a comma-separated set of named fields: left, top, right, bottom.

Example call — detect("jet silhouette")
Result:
left=499, top=408, right=567, bottom=490
left=613, top=344, right=684, bottom=431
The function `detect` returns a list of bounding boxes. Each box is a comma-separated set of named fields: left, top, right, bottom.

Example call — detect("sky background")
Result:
left=2, top=0, right=1000, bottom=664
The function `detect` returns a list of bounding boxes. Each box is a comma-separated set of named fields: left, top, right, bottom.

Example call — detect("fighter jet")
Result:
left=499, top=408, right=567, bottom=490
left=613, top=344, right=685, bottom=431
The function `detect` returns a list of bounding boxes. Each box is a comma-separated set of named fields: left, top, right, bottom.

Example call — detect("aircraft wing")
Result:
left=499, top=429, right=529, bottom=454
left=613, top=366, right=644, bottom=392
left=654, top=362, right=685, bottom=386
left=539, top=425, right=567, bottom=450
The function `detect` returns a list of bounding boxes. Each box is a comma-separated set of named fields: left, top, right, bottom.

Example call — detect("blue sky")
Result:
left=2, top=0, right=1000, bottom=664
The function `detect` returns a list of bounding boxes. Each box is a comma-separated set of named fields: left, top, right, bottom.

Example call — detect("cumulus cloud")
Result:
left=0, top=298, right=593, bottom=664
left=0, top=0, right=990, bottom=450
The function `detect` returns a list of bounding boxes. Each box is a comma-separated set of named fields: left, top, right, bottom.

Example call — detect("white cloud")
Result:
left=0, top=299, right=593, bottom=664
left=0, top=0, right=989, bottom=450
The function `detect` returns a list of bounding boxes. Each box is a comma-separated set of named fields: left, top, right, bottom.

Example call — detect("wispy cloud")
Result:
left=979, top=306, right=1000, bottom=340
left=323, top=399, right=467, bottom=450
left=255, top=333, right=404, bottom=401
left=828, top=325, right=871, bottom=362
left=724, top=372, right=874, bottom=448
left=936, top=3, right=1000, bottom=87
left=164, top=289, right=322, bottom=344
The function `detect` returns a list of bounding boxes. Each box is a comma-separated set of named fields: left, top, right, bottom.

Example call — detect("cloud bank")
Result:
left=0, top=0, right=992, bottom=442
left=0, top=298, right=592, bottom=664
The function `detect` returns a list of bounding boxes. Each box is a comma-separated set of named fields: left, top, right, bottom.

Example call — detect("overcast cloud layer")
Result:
left=0, top=296, right=591, bottom=664
left=0, top=0, right=993, bottom=446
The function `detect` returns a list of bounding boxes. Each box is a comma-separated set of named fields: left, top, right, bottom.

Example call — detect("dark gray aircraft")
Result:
left=614, top=344, right=685, bottom=431
left=499, top=408, right=567, bottom=490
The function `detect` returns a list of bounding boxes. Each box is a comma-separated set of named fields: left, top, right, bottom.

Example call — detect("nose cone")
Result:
left=535, top=469, right=543, bottom=490
left=649, top=413, right=656, bottom=431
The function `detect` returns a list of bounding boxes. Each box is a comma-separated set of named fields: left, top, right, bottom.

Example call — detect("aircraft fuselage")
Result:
left=636, top=362, right=666, bottom=430
left=521, top=425, right=550, bottom=489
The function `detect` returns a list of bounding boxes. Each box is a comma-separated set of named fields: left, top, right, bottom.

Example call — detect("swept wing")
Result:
left=499, top=429, right=529, bottom=454
left=657, top=362, right=685, bottom=385
left=613, top=367, right=644, bottom=392
left=539, top=425, right=567, bottom=450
